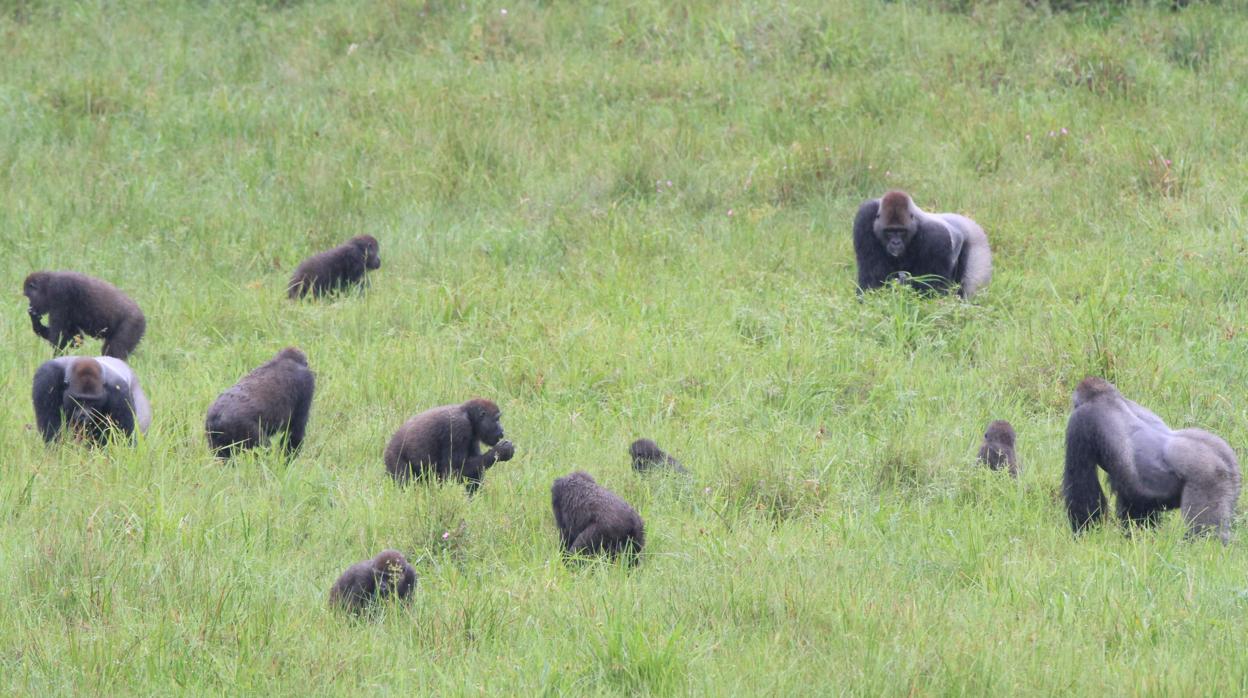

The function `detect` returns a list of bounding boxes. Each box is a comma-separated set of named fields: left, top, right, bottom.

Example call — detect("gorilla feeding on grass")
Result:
left=32, top=356, right=151, bottom=444
left=329, top=549, right=417, bottom=614
left=24, top=271, right=146, bottom=359
left=551, top=471, right=645, bottom=564
left=205, top=347, right=315, bottom=459
left=852, top=191, right=992, bottom=299
left=384, top=398, right=515, bottom=493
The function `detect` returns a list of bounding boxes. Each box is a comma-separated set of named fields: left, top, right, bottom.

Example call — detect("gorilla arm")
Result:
left=460, top=439, right=515, bottom=489
left=31, top=361, right=66, bottom=441
left=28, top=306, right=52, bottom=340
left=852, top=199, right=893, bottom=292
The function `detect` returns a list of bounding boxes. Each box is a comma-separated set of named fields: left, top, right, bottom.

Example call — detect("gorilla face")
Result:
left=877, top=226, right=913, bottom=257
left=474, top=408, right=505, bottom=446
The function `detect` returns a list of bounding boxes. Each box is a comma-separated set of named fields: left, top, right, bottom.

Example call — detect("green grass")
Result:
left=2, top=0, right=1248, bottom=693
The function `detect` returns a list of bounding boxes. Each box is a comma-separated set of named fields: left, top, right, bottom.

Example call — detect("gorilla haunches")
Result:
left=384, top=398, right=515, bottom=493
left=329, top=549, right=417, bottom=614
left=205, top=347, right=315, bottom=458
left=551, top=471, right=645, bottom=562
left=24, top=271, right=146, bottom=359
left=852, top=191, right=993, bottom=299
left=287, top=235, right=381, bottom=299
left=629, top=438, right=688, bottom=474
left=1064, top=377, right=1241, bottom=543
left=32, top=356, right=151, bottom=444
left=977, top=420, right=1019, bottom=477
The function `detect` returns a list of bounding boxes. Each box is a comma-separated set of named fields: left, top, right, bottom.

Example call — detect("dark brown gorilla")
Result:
left=287, top=235, right=381, bottom=299
left=629, top=438, right=688, bottom=474
left=23, top=271, right=146, bottom=359
left=329, top=549, right=417, bottom=614
left=977, top=420, right=1019, bottom=477
left=384, top=398, right=514, bottom=493
left=551, top=471, right=645, bottom=563
left=32, top=356, right=152, bottom=444
left=205, top=347, right=315, bottom=458
left=1064, top=377, right=1241, bottom=543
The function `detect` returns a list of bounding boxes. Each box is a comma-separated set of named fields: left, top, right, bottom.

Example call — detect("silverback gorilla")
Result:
left=852, top=191, right=993, bottom=299
left=384, top=398, right=515, bottom=493
left=551, top=471, right=645, bottom=563
left=32, top=356, right=152, bottom=444
left=205, top=347, right=315, bottom=458
left=287, top=235, right=381, bottom=299
left=1063, top=377, right=1241, bottom=543
left=329, top=549, right=417, bottom=614
left=24, top=271, right=146, bottom=359
left=977, top=420, right=1019, bottom=478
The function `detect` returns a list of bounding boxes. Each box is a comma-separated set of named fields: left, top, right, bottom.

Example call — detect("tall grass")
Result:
left=2, top=0, right=1248, bottom=693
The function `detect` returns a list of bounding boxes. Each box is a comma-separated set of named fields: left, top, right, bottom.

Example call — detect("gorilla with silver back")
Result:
left=852, top=191, right=993, bottom=298
left=32, top=355, right=151, bottom=444
left=1063, top=377, right=1240, bottom=543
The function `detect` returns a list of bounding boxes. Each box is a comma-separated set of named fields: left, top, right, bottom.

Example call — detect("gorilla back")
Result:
left=205, top=347, right=315, bottom=458
left=1063, top=377, right=1240, bottom=543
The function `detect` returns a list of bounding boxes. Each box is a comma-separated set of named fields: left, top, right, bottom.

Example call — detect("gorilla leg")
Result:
left=1116, top=497, right=1164, bottom=533
left=569, top=524, right=612, bottom=555
left=47, top=316, right=78, bottom=352
left=1180, top=479, right=1231, bottom=543
left=103, top=315, right=145, bottom=359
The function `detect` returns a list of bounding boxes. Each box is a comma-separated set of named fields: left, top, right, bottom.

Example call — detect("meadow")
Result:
left=2, top=0, right=1248, bottom=693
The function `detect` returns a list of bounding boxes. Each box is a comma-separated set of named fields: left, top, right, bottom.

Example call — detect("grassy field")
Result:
left=2, top=0, right=1248, bottom=693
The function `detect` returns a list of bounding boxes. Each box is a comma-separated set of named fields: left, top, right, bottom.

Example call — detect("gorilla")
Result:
left=32, top=356, right=151, bottom=444
left=205, top=347, right=315, bottom=458
left=287, top=235, right=381, bottom=299
left=977, top=420, right=1019, bottom=477
left=852, top=191, right=993, bottom=299
left=1063, top=377, right=1241, bottom=543
left=551, top=471, right=645, bottom=563
left=384, top=398, right=515, bottom=493
left=629, top=438, right=688, bottom=474
left=329, top=549, right=417, bottom=614
left=23, top=271, right=146, bottom=359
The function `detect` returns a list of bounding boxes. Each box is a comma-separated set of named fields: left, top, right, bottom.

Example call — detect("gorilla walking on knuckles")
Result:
left=977, top=420, right=1019, bottom=477
left=32, top=355, right=151, bottom=444
left=205, top=347, right=315, bottom=459
left=853, top=191, right=993, bottom=298
left=1063, top=377, right=1241, bottom=543
left=552, top=471, right=645, bottom=563
left=384, top=398, right=515, bottom=493
left=24, top=271, right=146, bottom=359
left=329, top=549, right=417, bottom=614
left=287, top=235, right=381, bottom=299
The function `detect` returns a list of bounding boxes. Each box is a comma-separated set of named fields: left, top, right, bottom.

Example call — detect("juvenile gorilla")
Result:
left=287, top=235, right=381, bottom=299
left=24, top=271, right=147, bottom=359
left=977, top=420, right=1019, bottom=477
left=629, top=438, right=688, bottom=474
left=551, top=471, right=645, bottom=562
left=852, top=191, right=993, bottom=299
left=329, top=549, right=417, bottom=614
left=1064, top=377, right=1241, bottom=543
left=32, top=356, right=152, bottom=444
left=205, top=347, right=315, bottom=458
left=384, top=398, right=515, bottom=492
